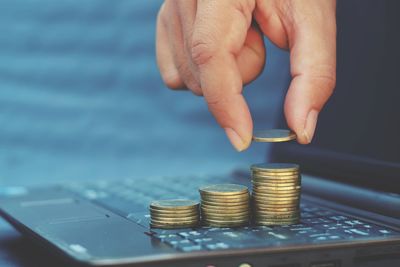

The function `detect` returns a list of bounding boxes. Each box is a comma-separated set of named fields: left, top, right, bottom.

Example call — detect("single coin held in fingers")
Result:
left=252, top=129, right=297, bottom=142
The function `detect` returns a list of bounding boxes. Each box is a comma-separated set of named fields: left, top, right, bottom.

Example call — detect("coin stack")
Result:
left=251, top=163, right=301, bottom=226
left=149, top=199, right=200, bottom=229
left=199, top=184, right=250, bottom=227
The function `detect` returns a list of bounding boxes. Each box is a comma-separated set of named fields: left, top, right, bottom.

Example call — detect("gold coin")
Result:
left=252, top=197, right=299, bottom=204
left=202, top=209, right=249, bottom=216
left=200, top=194, right=250, bottom=201
left=252, top=171, right=300, bottom=178
left=251, top=172, right=301, bottom=181
left=150, top=208, right=199, bottom=215
left=252, top=181, right=300, bottom=188
left=252, top=185, right=301, bottom=191
left=151, top=218, right=199, bottom=224
left=252, top=201, right=299, bottom=207
left=201, top=206, right=249, bottom=214
left=201, top=204, right=249, bottom=210
left=150, top=222, right=198, bottom=229
left=150, top=199, right=199, bottom=211
left=251, top=177, right=301, bottom=184
left=202, top=214, right=249, bottom=221
left=201, top=199, right=250, bottom=207
left=252, top=206, right=299, bottom=212
left=253, top=193, right=300, bottom=198
left=253, top=201, right=298, bottom=207
left=150, top=214, right=200, bottom=222
left=252, top=129, right=297, bottom=142
left=252, top=187, right=301, bottom=193
left=199, top=184, right=249, bottom=196
left=252, top=191, right=300, bottom=197
left=251, top=163, right=299, bottom=173
left=150, top=213, right=199, bottom=220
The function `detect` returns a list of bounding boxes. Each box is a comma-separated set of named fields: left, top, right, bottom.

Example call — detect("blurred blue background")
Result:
left=0, top=0, right=290, bottom=187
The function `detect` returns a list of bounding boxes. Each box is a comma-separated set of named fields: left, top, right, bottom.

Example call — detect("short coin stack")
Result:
left=199, top=184, right=250, bottom=227
left=149, top=199, right=200, bottom=229
left=251, top=163, right=301, bottom=226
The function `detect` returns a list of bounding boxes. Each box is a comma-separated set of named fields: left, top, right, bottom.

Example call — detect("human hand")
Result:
left=156, top=0, right=336, bottom=151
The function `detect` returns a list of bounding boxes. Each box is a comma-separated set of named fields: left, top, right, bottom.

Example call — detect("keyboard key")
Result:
left=329, top=215, right=351, bottom=221
left=192, top=237, right=215, bottom=245
left=205, top=242, right=230, bottom=250
left=302, top=218, right=332, bottom=225
left=178, top=245, right=203, bottom=252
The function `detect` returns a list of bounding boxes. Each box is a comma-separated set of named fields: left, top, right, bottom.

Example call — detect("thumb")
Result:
left=284, top=1, right=337, bottom=144
left=191, top=0, right=256, bottom=151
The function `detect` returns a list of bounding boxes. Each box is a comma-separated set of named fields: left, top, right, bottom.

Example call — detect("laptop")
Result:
left=0, top=128, right=399, bottom=267
left=1, top=1, right=400, bottom=267
left=0, top=86, right=400, bottom=267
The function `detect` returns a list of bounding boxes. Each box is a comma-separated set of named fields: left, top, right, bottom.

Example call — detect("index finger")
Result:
left=191, top=0, right=255, bottom=151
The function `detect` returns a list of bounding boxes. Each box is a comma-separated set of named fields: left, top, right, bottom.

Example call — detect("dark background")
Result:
left=0, top=1, right=290, bottom=266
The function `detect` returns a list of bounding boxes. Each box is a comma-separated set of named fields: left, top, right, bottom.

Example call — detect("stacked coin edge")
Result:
left=199, top=184, right=250, bottom=228
left=150, top=199, right=200, bottom=229
left=251, top=163, right=301, bottom=226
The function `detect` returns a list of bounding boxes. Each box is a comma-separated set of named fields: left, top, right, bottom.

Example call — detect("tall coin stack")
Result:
left=199, top=184, right=250, bottom=227
left=149, top=199, right=200, bottom=229
left=251, top=163, right=301, bottom=226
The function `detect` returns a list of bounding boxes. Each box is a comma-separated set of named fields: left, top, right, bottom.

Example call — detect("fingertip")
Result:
left=225, top=127, right=251, bottom=152
left=284, top=80, right=320, bottom=145
left=207, top=93, right=253, bottom=152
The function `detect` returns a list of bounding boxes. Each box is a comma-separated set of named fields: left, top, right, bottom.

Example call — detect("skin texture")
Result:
left=156, top=0, right=336, bottom=151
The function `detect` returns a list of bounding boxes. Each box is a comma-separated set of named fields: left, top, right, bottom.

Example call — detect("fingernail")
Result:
left=224, top=128, right=248, bottom=152
left=303, top=109, right=319, bottom=143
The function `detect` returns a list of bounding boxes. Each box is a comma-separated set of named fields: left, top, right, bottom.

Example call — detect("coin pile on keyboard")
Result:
left=199, top=184, right=250, bottom=227
left=149, top=199, right=200, bottom=229
left=251, top=163, right=301, bottom=226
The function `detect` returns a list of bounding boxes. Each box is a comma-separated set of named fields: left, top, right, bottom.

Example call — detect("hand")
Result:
left=156, top=0, right=336, bottom=151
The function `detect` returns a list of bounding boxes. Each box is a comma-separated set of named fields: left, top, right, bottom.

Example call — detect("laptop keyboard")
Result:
left=66, top=176, right=400, bottom=252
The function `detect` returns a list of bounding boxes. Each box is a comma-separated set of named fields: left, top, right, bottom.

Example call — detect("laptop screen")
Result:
left=270, top=0, right=400, bottom=193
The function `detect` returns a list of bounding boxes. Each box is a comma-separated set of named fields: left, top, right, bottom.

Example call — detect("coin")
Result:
left=251, top=195, right=300, bottom=201
left=251, top=163, right=299, bottom=172
left=252, top=206, right=299, bottom=212
left=202, top=214, right=249, bottom=221
left=201, top=204, right=249, bottom=213
left=252, top=181, right=300, bottom=187
left=150, top=199, right=199, bottom=210
left=150, top=219, right=199, bottom=225
left=201, top=194, right=250, bottom=202
left=251, top=172, right=299, bottom=181
left=151, top=214, right=200, bottom=223
left=199, top=184, right=249, bottom=196
left=200, top=199, right=250, bottom=207
left=150, top=208, right=198, bottom=214
left=252, top=188, right=300, bottom=195
left=199, top=183, right=250, bottom=228
left=150, top=222, right=198, bottom=229
left=252, top=129, right=296, bottom=142
left=253, top=186, right=301, bottom=192
left=149, top=198, right=200, bottom=229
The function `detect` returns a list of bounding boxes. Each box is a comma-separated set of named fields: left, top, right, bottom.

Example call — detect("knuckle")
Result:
left=190, top=40, right=215, bottom=67
left=204, top=91, right=230, bottom=107
left=306, top=64, right=336, bottom=93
